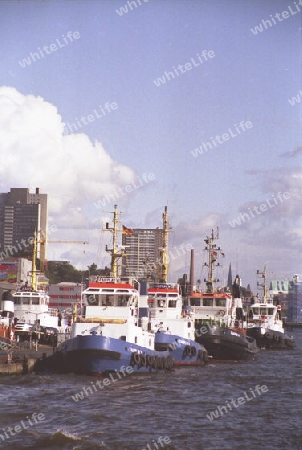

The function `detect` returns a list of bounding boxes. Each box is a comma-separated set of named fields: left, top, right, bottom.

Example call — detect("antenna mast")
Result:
left=105, top=205, right=125, bottom=278
left=203, top=227, right=225, bottom=293
left=256, top=265, right=273, bottom=302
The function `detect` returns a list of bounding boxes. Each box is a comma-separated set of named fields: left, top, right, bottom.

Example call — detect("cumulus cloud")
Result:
left=0, top=86, right=137, bottom=228
left=0, top=86, right=152, bottom=267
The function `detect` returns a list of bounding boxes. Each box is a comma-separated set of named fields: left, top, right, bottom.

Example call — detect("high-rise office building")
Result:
left=0, top=188, right=48, bottom=261
left=121, top=228, right=164, bottom=280
left=288, top=276, right=302, bottom=323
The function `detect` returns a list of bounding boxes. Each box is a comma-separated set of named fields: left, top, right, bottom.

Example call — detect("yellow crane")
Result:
left=38, top=236, right=89, bottom=270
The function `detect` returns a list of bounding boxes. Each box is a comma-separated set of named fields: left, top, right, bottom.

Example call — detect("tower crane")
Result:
left=37, top=235, right=89, bottom=270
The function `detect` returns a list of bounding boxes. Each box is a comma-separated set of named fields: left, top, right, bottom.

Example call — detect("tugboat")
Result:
left=187, top=228, right=259, bottom=361
left=246, top=267, right=295, bottom=349
left=11, top=231, right=59, bottom=345
left=50, top=205, right=207, bottom=375
left=148, top=207, right=208, bottom=365
left=148, top=283, right=208, bottom=365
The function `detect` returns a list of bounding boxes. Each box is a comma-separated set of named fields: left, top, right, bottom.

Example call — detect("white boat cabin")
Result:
left=148, top=283, right=182, bottom=321
left=72, top=277, right=154, bottom=348
left=247, top=301, right=282, bottom=332
left=12, top=290, right=59, bottom=328
left=188, top=293, right=232, bottom=319
left=147, top=283, right=196, bottom=339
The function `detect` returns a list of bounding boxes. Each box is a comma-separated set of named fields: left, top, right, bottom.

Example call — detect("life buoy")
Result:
left=191, top=346, right=197, bottom=356
left=133, top=352, right=141, bottom=365
left=184, top=345, right=191, bottom=356
left=166, top=355, right=174, bottom=369
left=140, top=354, right=147, bottom=366
left=153, top=355, right=159, bottom=369
left=146, top=354, right=153, bottom=367
left=157, top=357, right=164, bottom=370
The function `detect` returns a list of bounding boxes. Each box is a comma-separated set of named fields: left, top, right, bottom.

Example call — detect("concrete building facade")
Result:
left=121, top=228, right=164, bottom=280
left=0, top=188, right=47, bottom=261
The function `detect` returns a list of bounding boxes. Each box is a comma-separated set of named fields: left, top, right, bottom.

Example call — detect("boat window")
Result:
left=103, top=289, right=114, bottom=293
left=117, top=296, right=129, bottom=306
left=157, top=300, right=166, bottom=307
left=168, top=294, right=178, bottom=298
left=14, top=297, right=21, bottom=305
left=168, top=300, right=177, bottom=308
left=22, top=297, right=30, bottom=305
left=86, top=294, right=98, bottom=305
left=260, top=308, right=267, bottom=315
left=215, top=298, right=226, bottom=307
left=267, top=308, right=274, bottom=316
left=105, top=295, right=113, bottom=306
left=32, top=297, right=39, bottom=305
left=252, top=308, right=259, bottom=315
left=203, top=298, right=213, bottom=306
left=190, top=298, right=200, bottom=306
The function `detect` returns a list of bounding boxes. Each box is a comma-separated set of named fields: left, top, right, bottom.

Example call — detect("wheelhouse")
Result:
left=188, top=295, right=229, bottom=308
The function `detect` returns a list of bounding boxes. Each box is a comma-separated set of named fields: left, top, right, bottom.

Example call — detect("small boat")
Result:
left=187, top=228, right=259, bottom=361
left=11, top=231, right=59, bottom=345
left=246, top=267, right=295, bottom=349
left=147, top=206, right=208, bottom=365
left=148, top=283, right=208, bottom=365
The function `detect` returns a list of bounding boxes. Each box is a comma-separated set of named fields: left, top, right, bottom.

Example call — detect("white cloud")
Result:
left=0, top=86, right=141, bottom=266
left=0, top=86, right=136, bottom=224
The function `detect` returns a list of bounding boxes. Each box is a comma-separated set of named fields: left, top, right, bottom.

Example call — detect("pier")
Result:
left=0, top=333, right=67, bottom=375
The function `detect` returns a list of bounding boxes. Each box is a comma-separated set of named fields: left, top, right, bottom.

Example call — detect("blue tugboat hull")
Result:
left=154, top=332, right=208, bottom=365
left=54, top=334, right=174, bottom=375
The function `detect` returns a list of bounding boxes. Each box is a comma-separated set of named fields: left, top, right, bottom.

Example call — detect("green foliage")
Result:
left=45, top=262, right=86, bottom=284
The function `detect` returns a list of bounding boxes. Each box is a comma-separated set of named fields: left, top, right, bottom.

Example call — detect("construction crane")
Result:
left=48, top=240, right=89, bottom=245
left=37, top=236, right=89, bottom=270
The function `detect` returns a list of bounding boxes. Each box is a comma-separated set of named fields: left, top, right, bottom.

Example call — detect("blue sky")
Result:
left=0, top=0, right=301, bottom=290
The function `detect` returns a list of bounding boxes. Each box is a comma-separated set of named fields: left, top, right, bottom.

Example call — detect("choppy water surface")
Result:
left=0, top=329, right=302, bottom=450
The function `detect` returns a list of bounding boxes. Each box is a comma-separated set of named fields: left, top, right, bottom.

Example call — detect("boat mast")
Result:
left=160, top=206, right=169, bottom=283
left=105, top=205, right=125, bottom=278
left=31, top=230, right=37, bottom=291
left=203, top=227, right=225, bottom=293
left=256, top=266, right=272, bottom=303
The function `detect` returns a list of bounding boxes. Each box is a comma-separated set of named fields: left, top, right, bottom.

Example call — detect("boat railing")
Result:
left=148, top=282, right=180, bottom=290
left=15, top=283, right=49, bottom=294
left=89, top=275, right=139, bottom=287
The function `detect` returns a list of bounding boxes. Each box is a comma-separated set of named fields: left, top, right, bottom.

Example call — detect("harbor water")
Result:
left=1, top=329, right=301, bottom=450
